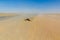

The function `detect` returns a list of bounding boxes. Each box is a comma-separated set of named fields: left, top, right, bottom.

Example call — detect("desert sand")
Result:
left=0, top=14, right=60, bottom=40
left=30, top=15, right=60, bottom=40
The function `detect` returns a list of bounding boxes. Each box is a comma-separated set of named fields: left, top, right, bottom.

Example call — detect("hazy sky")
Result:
left=0, top=0, right=60, bottom=13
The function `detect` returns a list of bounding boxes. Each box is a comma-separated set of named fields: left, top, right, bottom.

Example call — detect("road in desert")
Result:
left=0, top=14, right=60, bottom=40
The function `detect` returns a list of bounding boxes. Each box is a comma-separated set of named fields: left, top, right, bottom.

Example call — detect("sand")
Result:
left=0, top=14, right=60, bottom=40
left=30, top=15, right=60, bottom=40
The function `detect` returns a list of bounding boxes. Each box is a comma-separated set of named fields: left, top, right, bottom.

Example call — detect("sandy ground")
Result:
left=0, top=14, right=60, bottom=40
left=30, top=15, right=60, bottom=40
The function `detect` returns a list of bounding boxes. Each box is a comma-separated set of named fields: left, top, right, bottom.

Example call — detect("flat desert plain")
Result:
left=0, top=14, right=60, bottom=40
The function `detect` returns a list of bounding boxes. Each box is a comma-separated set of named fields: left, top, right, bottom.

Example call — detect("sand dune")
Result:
left=30, top=15, right=60, bottom=40
left=0, top=14, right=60, bottom=40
